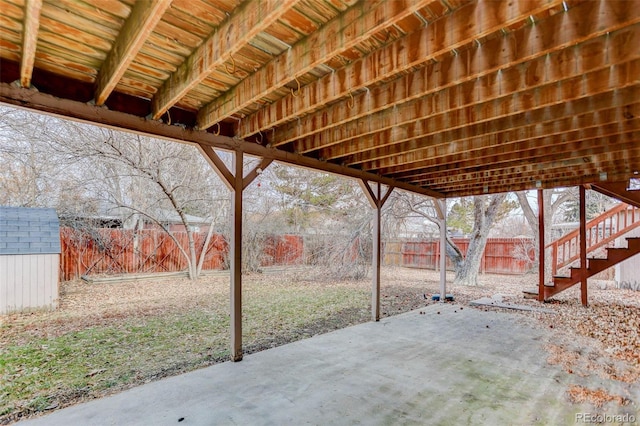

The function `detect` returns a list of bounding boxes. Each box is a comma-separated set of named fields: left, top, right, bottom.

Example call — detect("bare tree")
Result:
left=387, top=192, right=513, bottom=286
left=517, top=189, right=574, bottom=283
left=1, top=106, right=227, bottom=280
left=268, top=164, right=373, bottom=279
left=446, top=194, right=509, bottom=286
left=0, top=108, right=71, bottom=207
left=62, top=129, right=227, bottom=279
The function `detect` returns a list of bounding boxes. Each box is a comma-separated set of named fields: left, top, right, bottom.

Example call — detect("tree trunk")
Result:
left=186, top=228, right=198, bottom=280
left=196, top=220, right=217, bottom=277
left=516, top=189, right=575, bottom=283
left=451, top=194, right=506, bottom=286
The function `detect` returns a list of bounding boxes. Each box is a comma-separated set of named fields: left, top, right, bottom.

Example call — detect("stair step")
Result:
left=626, top=237, right=640, bottom=249
left=587, top=258, right=614, bottom=274
left=545, top=194, right=640, bottom=301
left=568, top=266, right=586, bottom=278
left=606, top=247, right=633, bottom=261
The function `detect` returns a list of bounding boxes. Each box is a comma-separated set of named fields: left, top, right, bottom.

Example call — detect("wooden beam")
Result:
left=196, top=144, right=234, bottom=189
left=196, top=0, right=439, bottom=130
left=263, top=0, right=625, bottom=146
left=243, top=157, right=273, bottom=190
left=306, top=53, right=640, bottom=165
left=0, top=82, right=443, bottom=200
left=324, top=24, right=640, bottom=163
left=20, top=0, right=43, bottom=88
left=95, top=0, right=172, bottom=106
left=151, top=0, right=299, bottom=120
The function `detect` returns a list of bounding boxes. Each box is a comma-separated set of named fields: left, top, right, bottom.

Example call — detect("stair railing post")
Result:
left=580, top=185, right=588, bottom=307
left=538, top=189, right=545, bottom=302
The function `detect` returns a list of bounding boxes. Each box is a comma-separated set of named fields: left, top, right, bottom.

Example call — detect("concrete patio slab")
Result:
left=18, top=303, right=638, bottom=426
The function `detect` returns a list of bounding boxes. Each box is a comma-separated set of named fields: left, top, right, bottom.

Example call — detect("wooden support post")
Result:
left=359, top=180, right=393, bottom=321
left=538, top=189, right=545, bottom=302
left=372, top=184, right=382, bottom=321
left=579, top=185, right=588, bottom=307
left=196, top=145, right=272, bottom=362
left=230, top=151, right=243, bottom=361
left=437, top=199, right=447, bottom=302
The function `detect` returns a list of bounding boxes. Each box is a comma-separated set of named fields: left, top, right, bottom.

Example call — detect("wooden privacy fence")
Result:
left=384, top=238, right=536, bottom=275
left=60, top=227, right=303, bottom=281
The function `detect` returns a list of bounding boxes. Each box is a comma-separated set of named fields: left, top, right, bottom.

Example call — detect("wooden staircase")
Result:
left=540, top=182, right=640, bottom=300
left=545, top=236, right=640, bottom=299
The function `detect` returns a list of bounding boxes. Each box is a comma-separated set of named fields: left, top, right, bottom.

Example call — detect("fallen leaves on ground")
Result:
left=566, top=385, right=630, bottom=408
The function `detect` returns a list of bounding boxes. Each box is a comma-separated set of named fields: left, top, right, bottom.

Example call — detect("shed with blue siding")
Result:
left=0, top=206, right=61, bottom=314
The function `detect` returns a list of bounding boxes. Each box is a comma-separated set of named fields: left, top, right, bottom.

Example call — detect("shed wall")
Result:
left=0, top=254, right=59, bottom=314
left=615, top=227, right=640, bottom=290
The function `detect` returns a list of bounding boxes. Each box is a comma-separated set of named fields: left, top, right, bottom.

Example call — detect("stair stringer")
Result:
left=543, top=237, right=640, bottom=300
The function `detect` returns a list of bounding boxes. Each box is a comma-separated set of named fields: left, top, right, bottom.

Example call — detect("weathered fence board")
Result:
left=60, top=228, right=303, bottom=281
left=384, top=238, right=535, bottom=275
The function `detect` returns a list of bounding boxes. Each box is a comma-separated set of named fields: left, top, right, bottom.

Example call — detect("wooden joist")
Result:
left=413, top=138, right=640, bottom=188
left=389, top=117, right=640, bottom=180
left=95, top=0, right=172, bottom=106
left=254, top=0, right=573, bottom=144
left=19, top=0, right=43, bottom=88
left=427, top=156, right=640, bottom=195
left=151, top=0, right=299, bottom=120
left=292, top=22, right=640, bottom=160
left=323, top=24, right=640, bottom=163
left=1, top=0, right=640, bottom=199
left=348, top=104, right=640, bottom=170
left=195, top=0, right=439, bottom=131
left=354, top=72, right=640, bottom=173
